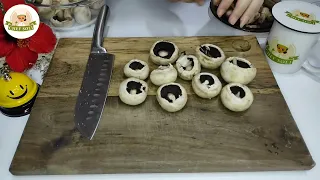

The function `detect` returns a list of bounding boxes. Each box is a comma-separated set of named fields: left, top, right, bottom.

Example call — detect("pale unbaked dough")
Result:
left=220, top=57, right=257, bottom=85
left=192, top=72, right=222, bottom=99
left=220, top=83, right=254, bottom=112
left=150, top=40, right=179, bottom=65
left=150, top=64, right=177, bottom=86
left=176, top=54, right=201, bottom=81
left=124, top=59, right=149, bottom=80
left=156, top=83, right=187, bottom=112
left=119, top=78, right=148, bottom=106
left=196, top=44, right=226, bottom=69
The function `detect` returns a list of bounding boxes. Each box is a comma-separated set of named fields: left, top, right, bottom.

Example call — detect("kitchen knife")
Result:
left=74, top=5, right=114, bottom=140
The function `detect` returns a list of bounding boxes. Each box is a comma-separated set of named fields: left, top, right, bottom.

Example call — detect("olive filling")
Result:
left=200, top=75, right=215, bottom=87
left=230, top=60, right=251, bottom=69
left=126, top=81, right=145, bottom=95
left=182, top=57, right=195, bottom=71
left=129, top=61, right=145, bottom=70
left=53, top=15, right=65, bottom=22
left=200, top=46, right=221, bottom=58
left=153, top=42, right=175, bottom=59
left=230, top=86, right=246, bottom=98
left=160, top=85, right=182, bottom=103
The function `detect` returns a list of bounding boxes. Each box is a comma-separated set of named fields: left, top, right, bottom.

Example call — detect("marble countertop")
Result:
left=1, top=0, right=320, bottom=179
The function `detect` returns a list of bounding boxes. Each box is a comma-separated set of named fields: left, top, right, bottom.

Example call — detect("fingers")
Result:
left=213, top=0, right=222, bottom=6
left=229, top=0, right=251, bottom=25
left=169, top=0, right=205, bottom=6
left=194, top=0, right=205, bottom=6
left=240, top=0, right=264, bottom=27
left=217, top=0, right=234, bottom=17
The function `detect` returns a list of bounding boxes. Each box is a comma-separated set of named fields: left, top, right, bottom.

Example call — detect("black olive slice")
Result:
left=200, top=46, right=221, bottom=58
left=230, top=60, right=251, bottom=69
left=153, top=42, right=175, bottom=59
left=230, top=86, right=246, bottom=98
left=182, top=57, right=195, bottom=70
left=200, top=75, right=215, bottom=86
left=160, top=85, right=182, bottom=103
left=126, top=81, right=143, bottom=94
left=129, top=61, right=145, bottom=70
left=53, top=15, right=65, bottom=22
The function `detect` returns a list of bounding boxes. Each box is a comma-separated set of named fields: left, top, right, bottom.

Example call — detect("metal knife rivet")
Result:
left=90, top=105, right=98, bottom=108
left=88, top=111, right=94, bottom=115
left=93, top=94, right=100, bottom=97
left=92, top=99, right=98, bottom=103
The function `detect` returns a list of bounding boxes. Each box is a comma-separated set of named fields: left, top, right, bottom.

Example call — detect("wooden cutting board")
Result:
left=10, top=36, right=315, bottom=175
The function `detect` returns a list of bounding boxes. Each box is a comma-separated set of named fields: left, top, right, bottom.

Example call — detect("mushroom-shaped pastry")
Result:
left=220, top=83, right=254, bottom=112
left=196, top=44, right=226, bottom=69
left=176, top=53, right=201, bottom=81
left=157, top=83, right=187, bottom=112
left=150, top=40, right=179, bottom=65
left=150, top=64, right=177, bottom=86
left=124, top=59, right=149, bottom=80
left=89, top=0, right=105, bottom=9
left=220, top=57, right=257, bottom=85
left=73, top=7, right=92, bottom=25
left=192, top=73, right=222, bottom=99
left=38, top=0, right=55, bottom=20
left=50, top=9, right=75, bottom=27
left=119, top=78, right=148, bottom=106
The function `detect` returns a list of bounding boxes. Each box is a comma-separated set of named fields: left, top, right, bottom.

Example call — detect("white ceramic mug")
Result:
left=265, top=1, right=320, bottom=74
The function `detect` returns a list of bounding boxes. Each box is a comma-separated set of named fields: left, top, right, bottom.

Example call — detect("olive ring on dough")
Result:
left=124, top=59, right=150, bottom=80
left=220, top=57, right=257, bottom=85
left=119, top=78, right=148, bottom=106
left=156, top=83, right=188, bottom=112
left=196, top=44, right=226, bottom=69
left=176, top=52, right=201, bottom=81
left=150, top=40, right=179, bottom=65
left=220, top=83, right=254, bottom=112
left=192, top=72, right=222, bottom=99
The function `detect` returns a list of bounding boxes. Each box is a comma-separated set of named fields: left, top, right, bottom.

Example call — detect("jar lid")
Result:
left=272, top=1, right=320, bottom=34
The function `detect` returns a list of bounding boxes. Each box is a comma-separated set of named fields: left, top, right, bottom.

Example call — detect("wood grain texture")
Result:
left=10, top=36, right=314, bottom=175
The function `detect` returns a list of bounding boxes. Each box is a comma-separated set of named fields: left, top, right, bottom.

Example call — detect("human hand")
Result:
left=169, top=0, right=205, bottom=6
left=214, top=0, right=264, bottom=28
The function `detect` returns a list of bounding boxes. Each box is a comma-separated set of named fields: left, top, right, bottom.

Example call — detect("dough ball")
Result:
left=196, top=44, right=226, bottom=69
left=150, top=40, right=179, bottom=65
left=220, top=57, right=257, bottom=85
left=119, top=78, right=148, bottom=106
left=176, top=53, right=201, bottom=81
left=156, top=83, right=187, bottom=112
left=220, top=83, right=254, bottom=112
left=124, top=59, right=149, bottom=80
left=192, top=72, right=222, bottom=99
left=150, top=64, right=178, bottom=86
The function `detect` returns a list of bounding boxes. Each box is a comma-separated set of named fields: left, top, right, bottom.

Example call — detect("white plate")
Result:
left=42, top=9, right=99, bottom=32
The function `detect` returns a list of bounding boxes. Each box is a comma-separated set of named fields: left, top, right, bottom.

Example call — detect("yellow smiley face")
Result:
left=0, top=72, right=38, bottom=108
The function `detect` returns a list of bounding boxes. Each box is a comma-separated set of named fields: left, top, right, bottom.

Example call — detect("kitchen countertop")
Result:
left=1, top=0, right=320, bottom=179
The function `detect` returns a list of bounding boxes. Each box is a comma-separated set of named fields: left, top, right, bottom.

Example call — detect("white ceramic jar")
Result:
left=265, top=1, right=320, bottom=74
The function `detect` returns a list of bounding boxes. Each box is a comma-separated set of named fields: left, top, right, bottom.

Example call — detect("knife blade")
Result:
left=74, top=5, right=114, bottom=140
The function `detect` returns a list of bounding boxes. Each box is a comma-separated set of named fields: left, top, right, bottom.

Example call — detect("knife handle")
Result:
left=91, top=5, right=110, bottom=53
